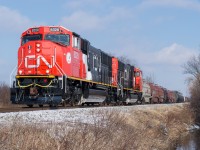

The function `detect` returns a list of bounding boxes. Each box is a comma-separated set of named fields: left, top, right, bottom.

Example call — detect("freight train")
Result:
left=10, top=26, right=184, bottom=107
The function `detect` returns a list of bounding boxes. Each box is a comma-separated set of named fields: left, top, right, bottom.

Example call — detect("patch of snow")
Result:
left=187, top=124, right=200, bottom=132
left=0, top=103, right=185, bottom=126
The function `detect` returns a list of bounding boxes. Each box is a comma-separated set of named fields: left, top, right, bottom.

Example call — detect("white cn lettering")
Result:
left=25, top=55, right=55, bottom=69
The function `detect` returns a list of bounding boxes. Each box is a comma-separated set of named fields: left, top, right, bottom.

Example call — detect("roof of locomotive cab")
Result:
left=21, top=26, right=71, bottom=37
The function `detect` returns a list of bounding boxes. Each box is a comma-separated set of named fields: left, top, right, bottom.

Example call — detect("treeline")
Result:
left=183, top=54, right=200, bottom=124
left=0, top=82, right=10, bottom=106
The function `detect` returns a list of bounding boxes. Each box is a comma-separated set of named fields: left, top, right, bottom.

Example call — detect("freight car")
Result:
left=142, top=81, right=183, bottom=104
left=10, top=26, right=143, bottom=107
left=147, top=83, right=164, bottom=103
left=141, top=80, right=151, bottom=104
left=174, top=91, right=184, bottom=103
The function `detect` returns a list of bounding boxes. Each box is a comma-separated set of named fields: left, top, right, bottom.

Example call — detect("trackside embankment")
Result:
left=0, top=103, right=194, bottom=150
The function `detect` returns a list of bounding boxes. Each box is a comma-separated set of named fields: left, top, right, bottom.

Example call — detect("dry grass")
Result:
left=0, top=123, right=58, bottom=150
left=0, top=104, right=194, bottom=150
left=0, top=82, right=10, bottom=107
left=124, top=104, right=194, bottom=149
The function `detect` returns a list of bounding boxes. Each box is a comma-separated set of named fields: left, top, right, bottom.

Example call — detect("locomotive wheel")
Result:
left=83, top=86, right=89, bottom=99
left=150, top=98, right=155, bottom=104
left=77, top=94, right=84, bottom=105
left=117, top=101, right=123, bottom=106
left=102, top=100, right=108, bottom=106
left=141, top=98, right=145, bottom=104
left=70, top=96, right=75, bottom=106
left=62, top=101, right=67, bottom=107
left=49, top=104, right=58, bottom=108
left=136, top=100, right=142, bottom=105
left=27, top=104, right=33, bottom=108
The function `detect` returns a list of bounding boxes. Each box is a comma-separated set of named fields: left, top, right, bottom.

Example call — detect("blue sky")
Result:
left=0, top=0, right=200, bottom=96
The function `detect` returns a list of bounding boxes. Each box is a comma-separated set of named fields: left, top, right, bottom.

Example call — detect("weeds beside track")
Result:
left=0, top=103, right=194, bottom=150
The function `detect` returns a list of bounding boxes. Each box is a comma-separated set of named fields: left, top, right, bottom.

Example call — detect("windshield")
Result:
left=135, top=72, right=140, bottom=77
left=21, top=34, right=42, bottom=45
left=45, top=34, right=70, bottom=46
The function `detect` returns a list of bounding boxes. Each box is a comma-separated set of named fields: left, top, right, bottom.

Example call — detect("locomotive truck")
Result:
left=10, top=26, right=143, bottom=107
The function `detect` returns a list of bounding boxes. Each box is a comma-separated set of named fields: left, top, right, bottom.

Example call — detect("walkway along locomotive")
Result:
left=10, top=26, right=143, bottom=107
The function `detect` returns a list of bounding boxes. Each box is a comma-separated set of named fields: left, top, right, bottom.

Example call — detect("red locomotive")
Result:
left=10, top=26, right=143, bottom=107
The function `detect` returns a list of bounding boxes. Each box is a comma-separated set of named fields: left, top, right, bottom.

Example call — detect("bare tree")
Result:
left=0, top=82, right=10, bottom=107
left=118, top=55, right=137, bottom=66
left=145, top=73, right=156, bottom=84
left=183, top=53, right=200, bottom=123
left=183, top=54, right=200, bottom=84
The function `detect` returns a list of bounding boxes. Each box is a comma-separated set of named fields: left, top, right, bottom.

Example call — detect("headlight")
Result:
left=36, top=48, right=40, bottom=52
left=19, top=70, right=22, bottom=75
left=46, top=69, right=50, bottom=74
left=36, top=43, right=40, bottom=47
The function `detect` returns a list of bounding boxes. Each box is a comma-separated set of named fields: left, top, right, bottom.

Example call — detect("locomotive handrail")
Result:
left=10, top=48, right=24, bottom=87
left=17, top=81, right=34, bottom=88
left=54, top=47, right=66, bottom=77
left=17, top=80, right=53, bottom=88
left=9, top=65, right=17, bottom=87
left=16, top=75, right=55, bottom=78
left=53, top=47, right=67, bottom=91
left=35, top=80, right=53, bottom=88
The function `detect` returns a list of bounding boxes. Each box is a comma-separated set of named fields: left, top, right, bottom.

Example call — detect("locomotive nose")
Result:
left=18, top=41, right=55, bottom=75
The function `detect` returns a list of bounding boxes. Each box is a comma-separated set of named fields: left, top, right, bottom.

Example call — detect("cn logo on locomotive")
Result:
left=25, top=55, right=55, bottom=69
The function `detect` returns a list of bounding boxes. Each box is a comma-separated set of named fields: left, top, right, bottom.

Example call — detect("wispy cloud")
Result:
left=139, top=0, right=200, bottom=11
left=0, top=5, right=41, bottom=33
left=59, top=7, right=132, bottom=32
left=155, top=43, right=196, bottom=64
left=65, top=0, right=103, bottom=10
left=141, top=43, right=197, bottom=65
left=60, top=11, right=103, bottom=31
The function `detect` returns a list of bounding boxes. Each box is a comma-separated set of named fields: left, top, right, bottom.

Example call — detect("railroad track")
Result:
left=0, top=104, right=106, bottom=113
left=0, top=106, right=49, bottom=113
left=0, top=102, right=183, bottom=113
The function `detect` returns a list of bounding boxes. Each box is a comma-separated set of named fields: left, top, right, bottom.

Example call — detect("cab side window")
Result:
left=135, top=72, right=140, bottom=77
left=73, top=36, right=80, bottom=49
left=124, top=69, right=127, bottom=79
left=93, top=55, right=98, bottom=69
